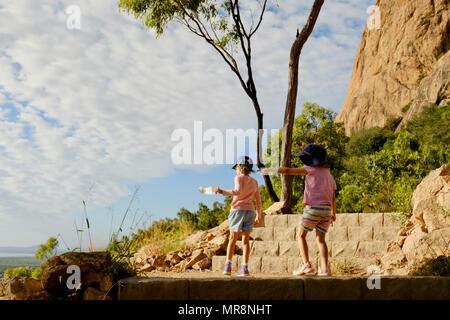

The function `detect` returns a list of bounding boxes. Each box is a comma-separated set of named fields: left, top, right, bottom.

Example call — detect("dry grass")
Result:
left=140, top=219, right=196, bottom=255
left=331, top=259, right=361, bottom=276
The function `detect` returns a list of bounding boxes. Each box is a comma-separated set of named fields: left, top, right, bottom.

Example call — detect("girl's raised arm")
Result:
left=219, top=175, right=242, bottom=196
left=261, top=167, right=308, bottom=176
left=278, top=167, right=308, bottom=175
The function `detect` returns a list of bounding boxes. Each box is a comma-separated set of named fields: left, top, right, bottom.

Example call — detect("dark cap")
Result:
left=293, top=144, right=326, bottom=166
left=232, top=156, right=254, bottom=172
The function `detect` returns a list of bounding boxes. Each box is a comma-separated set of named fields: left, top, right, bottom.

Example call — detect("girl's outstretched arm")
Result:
left=260, top=167, right=308, bottom=175
left=217, top=175, right=242, bottom=196
left=278, top=167, right=308, bottom=175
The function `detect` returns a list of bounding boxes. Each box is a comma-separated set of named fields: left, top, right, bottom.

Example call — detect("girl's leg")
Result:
left=241, top=231, right=251, bottom=265
left=297, top=227, right=310, bottom=263
left=226, top=231, right=240, bottom=261
left=315, top=229, right=329, bottom=272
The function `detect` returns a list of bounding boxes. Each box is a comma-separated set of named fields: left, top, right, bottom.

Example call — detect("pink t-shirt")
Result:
left=222, top=174, right=262, bottom=215
left=303, top=166, right=336, bottom=206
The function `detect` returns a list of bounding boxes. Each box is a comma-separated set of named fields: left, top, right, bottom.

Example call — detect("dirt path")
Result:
left=137, top=270, right=325, bottom=278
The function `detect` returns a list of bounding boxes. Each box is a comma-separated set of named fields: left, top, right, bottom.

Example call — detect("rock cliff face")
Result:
left=337, top=0, right=450, bottom=134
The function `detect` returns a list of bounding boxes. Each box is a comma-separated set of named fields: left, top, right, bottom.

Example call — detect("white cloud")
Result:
left=0, top=0, right=373, bottom=246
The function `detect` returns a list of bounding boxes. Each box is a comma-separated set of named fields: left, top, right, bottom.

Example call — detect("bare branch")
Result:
left=292, top=0, right=324, bottom=55
left=175, top=1, right=248, bottom=92
left=209, top=20, right=221, bottom=42
left=234, top=0, right=249, bottom=39
left=250, top=0, right=268, bottom=37
left=177, top=16, right=204, bottom=38
left=230, top=0, right=250, bottom=59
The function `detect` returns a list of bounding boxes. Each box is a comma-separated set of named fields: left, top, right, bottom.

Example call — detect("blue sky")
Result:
left=0, top=0, right=374, bottom=248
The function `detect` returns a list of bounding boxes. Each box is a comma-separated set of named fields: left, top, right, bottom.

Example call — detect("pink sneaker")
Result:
left=293, top=261, right=315, bottom=276
left=317, top=266, right=332, bottom=276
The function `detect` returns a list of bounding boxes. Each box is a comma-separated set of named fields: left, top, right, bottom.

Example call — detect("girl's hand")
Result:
left=254, top=216, right=261, bottom=225
left=213, top=187, right=221, bottom=194
left=260, top=168, right=278, bottom=175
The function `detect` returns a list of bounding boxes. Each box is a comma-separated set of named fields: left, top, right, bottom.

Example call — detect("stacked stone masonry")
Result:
left=212, top=213, right=403, bottom=274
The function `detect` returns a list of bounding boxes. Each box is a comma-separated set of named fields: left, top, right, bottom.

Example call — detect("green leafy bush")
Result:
left=31, top=267, right=42, bottom=280
left=335, top=104, right=450, bottom=214
left=35, top=237, right=59, bottom=261
left=412, top=256, right=450, bottom=276
left=346, top=127, right=394, bottom=157
left=336, top=184, right=364, bottom=213
left=3, top=267, right=33, bottom=279
left=178, top=201, right=229, bottom=231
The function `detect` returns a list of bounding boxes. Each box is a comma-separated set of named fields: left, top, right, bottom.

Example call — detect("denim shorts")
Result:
left=228, top=210, right=256, bottom=232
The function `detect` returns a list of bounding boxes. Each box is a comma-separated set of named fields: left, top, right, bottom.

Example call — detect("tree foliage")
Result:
left=119, top=0, right=283, bottom=202
left=261, top=103, right=450, bottom=217
left=337, top=104, right=450, bottom=216
left=178, top=198, right=230, bottom=230
left=35, top=237, right=59, bottom=261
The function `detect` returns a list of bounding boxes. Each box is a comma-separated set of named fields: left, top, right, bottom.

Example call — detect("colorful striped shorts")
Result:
left=301, top=205, right=332, bottom=233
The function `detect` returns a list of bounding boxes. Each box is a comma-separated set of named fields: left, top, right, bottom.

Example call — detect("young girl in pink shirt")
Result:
left=262, top=144, right=336, bottom=276
left=214, top=156, right=262, bottom=276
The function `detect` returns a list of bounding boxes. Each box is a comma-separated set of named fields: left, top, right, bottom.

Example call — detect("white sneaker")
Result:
left=293, top=261, right=315, bottom=276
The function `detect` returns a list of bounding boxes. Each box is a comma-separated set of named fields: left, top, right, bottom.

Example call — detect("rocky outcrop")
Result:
left=381, top=165, right=450, bottom=274
left=0, top=277, right=48, bottom=300
left=337, top=0, right=450, bottom=134
left=41, top=251, right=113, bottom=300
left=263, top=201, right=285, bottom=215
left=402, top=51, right=450, bottom=124
left=132, top=220, right=230, bottom=274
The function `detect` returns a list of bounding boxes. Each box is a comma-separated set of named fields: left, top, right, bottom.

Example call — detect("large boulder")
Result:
left=41, top=251, right=113, bottom=298
left=381, top=165, right=450, bottom=274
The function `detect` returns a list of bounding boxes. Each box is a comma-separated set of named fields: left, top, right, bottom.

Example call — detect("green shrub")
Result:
left=391, top=176, right=416, bottom=213
left=412, top=256, right=450, bottom=276
left=346, top=127, right=394, bottom=157
left=35, top=237, right=59, bottom=261
left=178, top=201, right=229, bottom=231
left=31, top=268, right=42, bottom=280
left=336, top=184, right=364, bottom=213
left=3, top=267, right=33, bottom=279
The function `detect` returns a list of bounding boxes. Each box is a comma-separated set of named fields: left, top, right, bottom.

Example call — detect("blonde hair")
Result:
left=237, top=165, right=251, bottom=175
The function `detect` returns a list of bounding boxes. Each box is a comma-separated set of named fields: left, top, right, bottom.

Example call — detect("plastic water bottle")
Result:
left=199, top=186, right=215, bottom=195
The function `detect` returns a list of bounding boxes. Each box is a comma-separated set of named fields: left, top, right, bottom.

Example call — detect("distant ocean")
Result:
left=0, top=253, right=35, bottom=258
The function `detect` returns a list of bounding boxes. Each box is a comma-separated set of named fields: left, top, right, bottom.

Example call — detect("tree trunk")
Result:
left=280, top=0, right=324, bottom=212
left=253, top=97, right=280, bottom=202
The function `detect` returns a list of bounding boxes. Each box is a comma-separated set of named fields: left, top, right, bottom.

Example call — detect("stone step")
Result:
left=263, top=213, right=403, bottom=229
left=252, top=223, right=400, bottom=242
left=212, top=249, right=386, bottom=275
left=118, top=276, right=450, bottom=300
left=247, top=239, right=389, bottom=256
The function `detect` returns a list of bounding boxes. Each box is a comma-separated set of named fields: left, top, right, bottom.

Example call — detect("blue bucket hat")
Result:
left=294, top=144, right=326, bottom=166
left=232, top=156, right=254, bottom=172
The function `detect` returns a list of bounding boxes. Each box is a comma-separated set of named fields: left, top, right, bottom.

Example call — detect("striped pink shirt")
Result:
left=222, top=174, right=262, bottom=216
